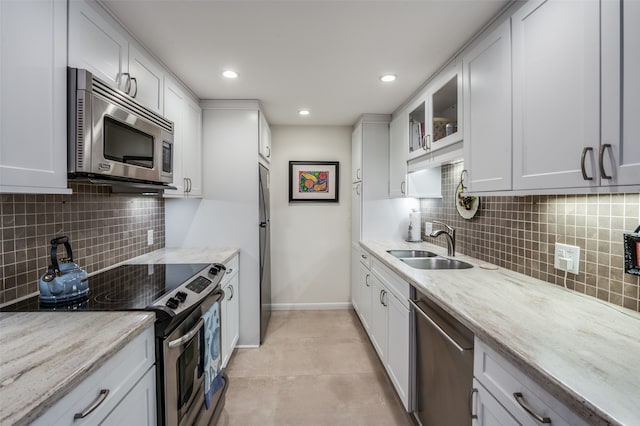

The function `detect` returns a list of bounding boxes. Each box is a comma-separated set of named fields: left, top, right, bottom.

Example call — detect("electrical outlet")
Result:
left=424, top=222, right=433, bottom=235
left=554, top=243, right=580, bottom=274
left=147, top=229, right=154, bottom=246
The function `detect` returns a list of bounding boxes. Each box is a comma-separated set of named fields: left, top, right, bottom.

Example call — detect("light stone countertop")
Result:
left=0, top=247, right=238, bottom=426
left=126, top=246, right=239, bottom=266
left=360, top=240, right=640, bottom=426
left=0, top=311, right=155, bottom=426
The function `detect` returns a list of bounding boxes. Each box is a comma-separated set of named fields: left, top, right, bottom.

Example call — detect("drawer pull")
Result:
left=226, top=268, right=233, bottom=274
left=74, top=389, right=109, bottom=419
left=513, top=392, right=551, bottom=424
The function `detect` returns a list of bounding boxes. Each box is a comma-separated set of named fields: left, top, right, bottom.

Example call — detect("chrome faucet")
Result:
left=430, top=221, right=455, bottom=257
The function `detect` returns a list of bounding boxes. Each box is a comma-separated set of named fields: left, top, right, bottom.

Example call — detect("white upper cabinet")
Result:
left=389, top=109, right=408, bottom=197
left=0, top=0, right=71, bottom=194
left=163, top=77, right=202, bottom=198
left=69, top=0, right=166, bottom=113
left=601, top=0, right=640, bottom=187
left=512, top=0, right=600, bottom=190
left=407, top=61, right=463, bottom=163
left=129, top=45, right=164, bottom=114
left=463, top=20, right=512, bottom=193
left=352, top=124, right=363, bottom=182
left=259, top=111, right=271, bottom=164
left=68, top=0, right=128, bottom=91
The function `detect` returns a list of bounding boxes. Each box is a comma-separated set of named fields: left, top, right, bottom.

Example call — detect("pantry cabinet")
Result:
left=512, top=0, right=600, bottom=190
left=463, top=20, right=512, bottom=193
left=221, top=254, right=240, bottom=368
left=389, top=110, right=408, bottom=197
left=68, top=0, right=165, bottom=113
left=163, top=78, right=202, bottom=198
left=259, top=111, right=272, bottom=164
left=0, top=0, right=71, bottom=194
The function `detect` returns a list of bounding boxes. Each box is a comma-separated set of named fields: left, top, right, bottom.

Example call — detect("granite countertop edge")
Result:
left=359, top=240, right=640, bottom=426
left=1, top=312, right=155, bottom=426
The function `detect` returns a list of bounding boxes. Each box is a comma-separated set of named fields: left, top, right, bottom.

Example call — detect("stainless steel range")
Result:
left=3, top=262, right=228, bottom=426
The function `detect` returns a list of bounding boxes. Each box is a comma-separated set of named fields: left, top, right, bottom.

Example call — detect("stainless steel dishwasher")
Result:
left=409, top=287, right=474, bottom=426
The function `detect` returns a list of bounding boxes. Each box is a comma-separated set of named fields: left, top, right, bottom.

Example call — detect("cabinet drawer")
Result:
left=358, top=248, right=372, bottom=270
left=221, top=254, right=239, bottom=285
left=474, top=338, right=589, bottom=426
left=371, top=258, right=410, bottom=309
left=33, top=326, right=155, bottom=426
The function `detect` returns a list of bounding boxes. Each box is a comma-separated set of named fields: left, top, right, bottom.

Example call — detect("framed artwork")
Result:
left=289, top=161, right=339, bottom=202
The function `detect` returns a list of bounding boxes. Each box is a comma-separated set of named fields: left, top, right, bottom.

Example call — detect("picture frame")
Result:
left=289, top=161, right=339, bottom=203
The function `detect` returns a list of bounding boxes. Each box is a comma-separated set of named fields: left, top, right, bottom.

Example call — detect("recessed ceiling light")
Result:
left=379, top=74, right=397, bottom=83
left=298, top=109, right=310, bottom=116
left=222, top=70, right=238, bottom=79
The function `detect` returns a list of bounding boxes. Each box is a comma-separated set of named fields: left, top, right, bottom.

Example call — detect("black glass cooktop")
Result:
left=1, top=263, right=210, bottom=312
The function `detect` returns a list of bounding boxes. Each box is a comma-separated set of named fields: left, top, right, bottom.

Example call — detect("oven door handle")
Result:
left=168, top=317, right=205, bottom=349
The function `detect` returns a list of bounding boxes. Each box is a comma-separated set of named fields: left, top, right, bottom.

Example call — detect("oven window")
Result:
left=104, top=116, right=154, bottom=168
left=177, top=337, right=199, bottom=409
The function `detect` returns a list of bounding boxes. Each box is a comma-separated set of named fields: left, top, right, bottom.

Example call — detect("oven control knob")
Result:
left=166, top=297, right=179, bottom=310
left=209, top=266, right=220, bottom=276
left=175, top=291, right=187, bottom=303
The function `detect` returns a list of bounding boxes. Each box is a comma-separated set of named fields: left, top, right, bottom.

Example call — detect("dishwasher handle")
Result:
left=409, top=298, right=471, bottom=353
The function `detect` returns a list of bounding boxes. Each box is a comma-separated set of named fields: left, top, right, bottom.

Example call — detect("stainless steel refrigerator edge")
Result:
left=258, top=163, right=272, bottom=343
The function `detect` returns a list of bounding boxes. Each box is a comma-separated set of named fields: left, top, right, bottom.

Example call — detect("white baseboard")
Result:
left=271, top=302, right=353, bottom=311
left=235, top=344, right=260, bottom=349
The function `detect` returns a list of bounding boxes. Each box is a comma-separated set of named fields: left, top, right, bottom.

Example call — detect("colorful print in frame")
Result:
left=289, top=161, right=339, bottom=202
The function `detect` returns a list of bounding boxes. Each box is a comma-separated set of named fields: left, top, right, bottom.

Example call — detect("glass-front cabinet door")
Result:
left=407, top=61, right=463, bottom=161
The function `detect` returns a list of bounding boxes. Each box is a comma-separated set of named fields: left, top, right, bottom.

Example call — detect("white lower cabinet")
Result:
left=473, top=379, right=518, bottom=426
left=221, top=254, right=240, bottom=368
left=353, top=253, right=411, bottom=411
left=33, top=326, right=156, bottom=426
left=472, top=338, right=589, bottom=426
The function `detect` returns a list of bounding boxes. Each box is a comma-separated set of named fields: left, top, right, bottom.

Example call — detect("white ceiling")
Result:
left=102, top=0, right=510, bottom=126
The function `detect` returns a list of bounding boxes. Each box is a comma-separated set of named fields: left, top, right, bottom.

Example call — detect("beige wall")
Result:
left=270, top=125, right=352, bottom=308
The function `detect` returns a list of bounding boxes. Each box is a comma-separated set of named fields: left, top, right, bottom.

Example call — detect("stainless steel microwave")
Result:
left=68, top=68, right=174, bottom=188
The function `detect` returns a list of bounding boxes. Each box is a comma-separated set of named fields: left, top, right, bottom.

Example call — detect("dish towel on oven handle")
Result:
left=202, top=301, right=223, bottom=410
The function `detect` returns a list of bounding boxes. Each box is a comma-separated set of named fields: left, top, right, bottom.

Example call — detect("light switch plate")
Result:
left=554, top=243, right=580, bottom=274
left=147, top=229, right=154, bottom=246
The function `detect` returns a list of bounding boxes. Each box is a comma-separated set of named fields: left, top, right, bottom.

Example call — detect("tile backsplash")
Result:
left=420, top=162, right=640, bottom=312
left=0, top=183, right=165, bottom=305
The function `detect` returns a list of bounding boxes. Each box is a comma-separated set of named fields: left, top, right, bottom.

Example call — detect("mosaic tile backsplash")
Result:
left=0, top=183, right=165, bottom=305
left=420, top=162, right=640, bottom=312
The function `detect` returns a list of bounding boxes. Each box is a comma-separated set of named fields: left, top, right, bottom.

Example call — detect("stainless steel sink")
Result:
left=387, top=250, right=438, bottom=258
left=400, top=257, right=474, bottom=270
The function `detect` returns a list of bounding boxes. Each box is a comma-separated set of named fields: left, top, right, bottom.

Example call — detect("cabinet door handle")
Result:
left=266, top=145, right=271, bottom=158
left=381, top=290, right=388, bottom=307
left=355, top=184, right=361, bottom=196
left=188, top=178, right=192, bottom=193
left=469, top=388, right=478, bottom=420
left=227, top=284, right=234, bottom=300
left=513, top=392, right=551, bottom=423
left=400, top=181, right=406, bottom=195
left=226, top=268, right=233, bottom=275
left=74, top=389, right=109, bottom=419
left=599, top=144, right=612, bottom=179
left=120, top=72, right=131, bottom=94
left=361, top=254, right=367, bottom=260
left=365, top=274, right=370, bottom=287
left=580, top=147, right=593, bottom=180
left=130, top=77, right=138, bottom=98
left=356, top=168, right=362, bottom=180
left=424, top=134, right=431, bottom=151
left=184, top=178, right=189, bottom=193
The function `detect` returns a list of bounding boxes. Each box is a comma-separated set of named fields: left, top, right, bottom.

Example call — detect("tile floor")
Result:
left=218, top=309, right=413, bottom=425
